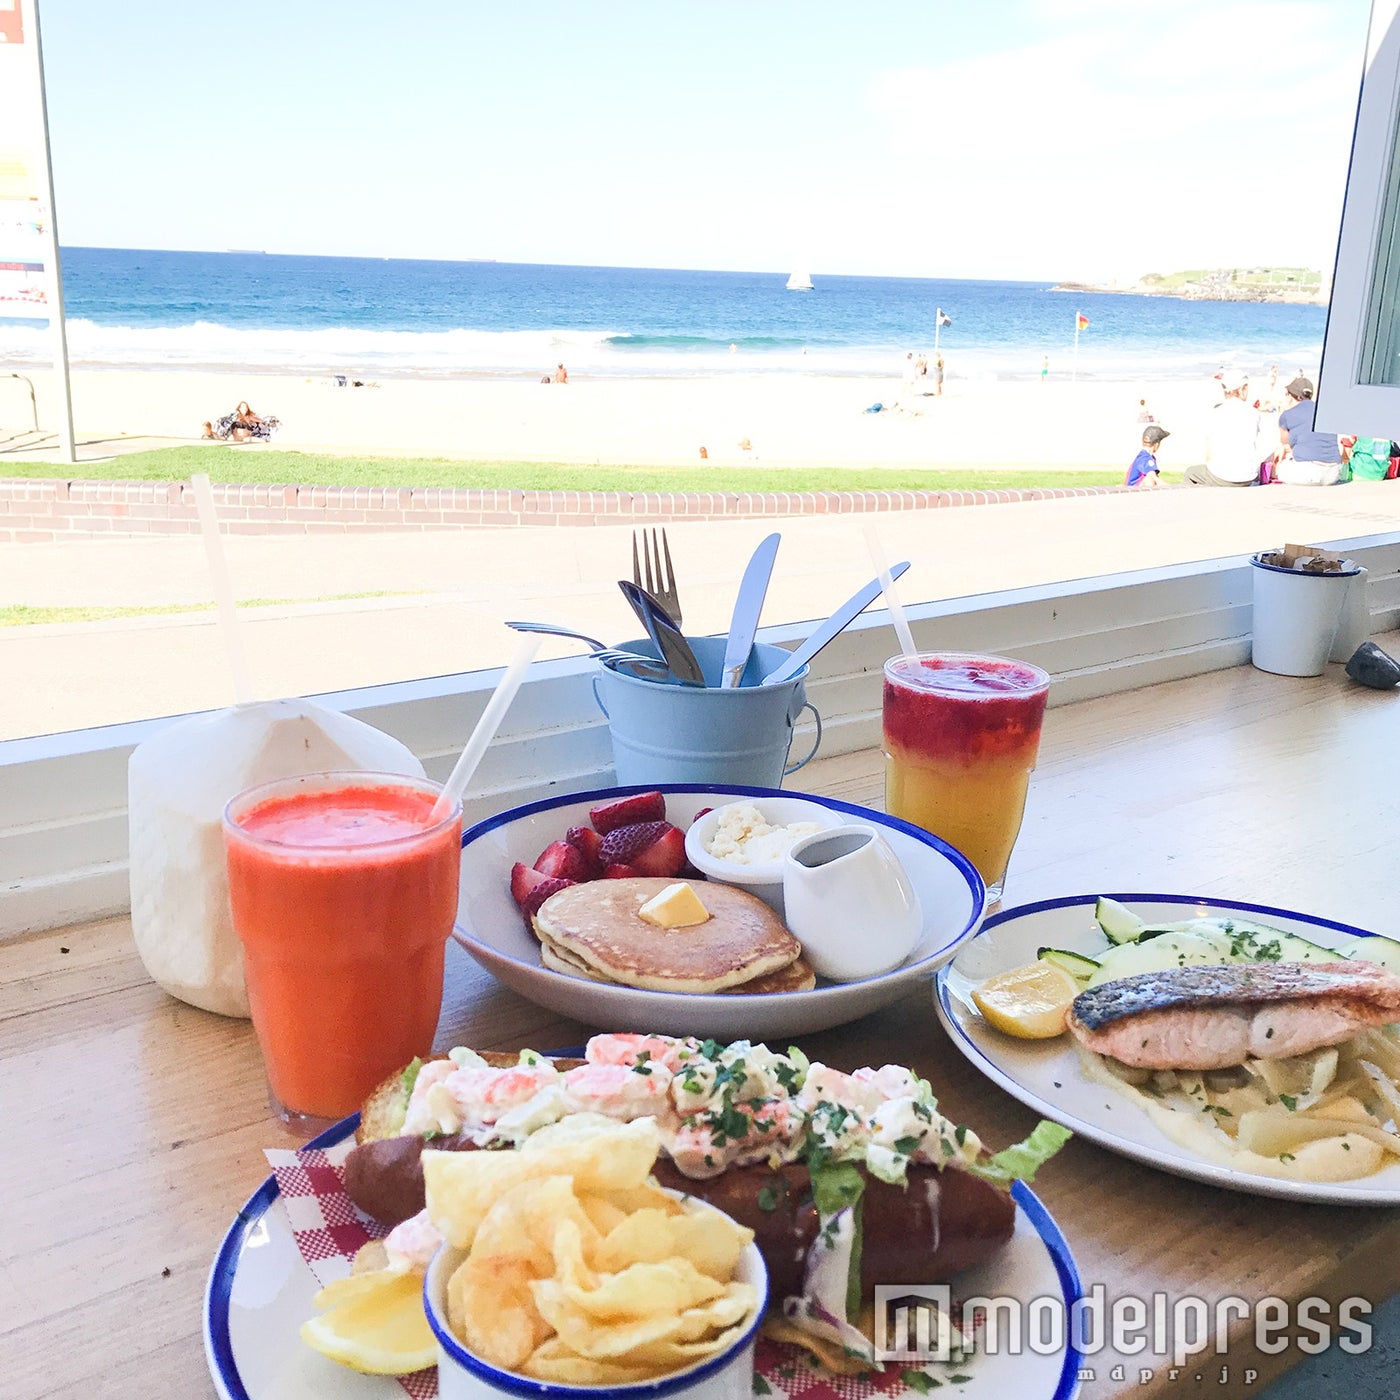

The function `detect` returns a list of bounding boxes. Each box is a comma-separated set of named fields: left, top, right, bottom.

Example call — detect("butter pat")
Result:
left=638, top=881, right=711, bottom=928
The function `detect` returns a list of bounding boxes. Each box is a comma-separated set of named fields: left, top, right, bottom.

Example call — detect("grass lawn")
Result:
left=1, top=592, right=418, bottom=627
left=0, top=446, right=1126, bottom=493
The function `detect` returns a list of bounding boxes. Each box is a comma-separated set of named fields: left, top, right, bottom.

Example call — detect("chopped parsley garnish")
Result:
left=900, top=1370, right=938, bottom=1393
left=1279, top=1152, right=1296, bottom=1163
left=1279, top=1094, right=1298, bottom=1112
left=894, top=1135, right=922, bottom=1155
left=757, top=1183, right=781, bottom=1213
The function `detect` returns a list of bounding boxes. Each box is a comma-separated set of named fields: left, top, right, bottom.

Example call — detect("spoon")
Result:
left=504, top=621, right=668, bottom=677
left=617, top=580, right=707, bottom=686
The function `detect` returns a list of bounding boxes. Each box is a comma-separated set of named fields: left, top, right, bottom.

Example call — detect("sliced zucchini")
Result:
left=1086, top=930, right=1235, bottom=988
left=1172, top=917, right=1341, bottom=964
left=1094, top=896, right=1147, bottom=945
left=1337, top=934, right=1400, bottom=974
left=1037, top=947, right=1102, bottom=985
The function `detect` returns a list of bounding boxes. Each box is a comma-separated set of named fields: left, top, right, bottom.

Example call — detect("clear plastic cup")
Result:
left=882, top=652, right=1050, bottom=902
left=223, top=770, right=461, bottom=1126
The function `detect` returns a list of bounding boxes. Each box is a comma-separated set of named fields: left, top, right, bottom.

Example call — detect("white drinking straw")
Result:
left=431, top=634, right=543, bottom=821
left=863, top=522, right=918, bottom=658
left=191, top=473, right=255, bottom=704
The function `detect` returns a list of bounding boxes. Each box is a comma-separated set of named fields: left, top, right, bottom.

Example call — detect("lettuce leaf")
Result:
left=809, top=1161, right=867, bottom=1320
left=963, top=1120, right=1072, bottom=1185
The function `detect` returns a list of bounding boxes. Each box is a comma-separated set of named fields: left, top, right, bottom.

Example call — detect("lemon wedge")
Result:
left=971, top=961, right=1079, bottom=1039
left=300, top=1266, right=436, bottom=1375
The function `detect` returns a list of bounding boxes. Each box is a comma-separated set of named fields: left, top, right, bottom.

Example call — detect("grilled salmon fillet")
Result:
left=1068, top=961, right=1400, bottom=1070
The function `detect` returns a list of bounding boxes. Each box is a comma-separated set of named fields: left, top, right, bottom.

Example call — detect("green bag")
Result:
left=1350, top=435, right=1394, bottom=480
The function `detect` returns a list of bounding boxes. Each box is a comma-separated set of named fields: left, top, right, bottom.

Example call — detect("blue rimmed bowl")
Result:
left=453, top=782, right=985, bottom=1039
left=424, top=1196, right=767, bottom=1400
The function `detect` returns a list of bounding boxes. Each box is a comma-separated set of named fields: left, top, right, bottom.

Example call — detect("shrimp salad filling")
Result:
left=385, top=1034, right=1069, bottom=1360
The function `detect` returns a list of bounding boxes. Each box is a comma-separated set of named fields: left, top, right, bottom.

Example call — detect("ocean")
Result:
left=0, top=247, right=1327, bottom=383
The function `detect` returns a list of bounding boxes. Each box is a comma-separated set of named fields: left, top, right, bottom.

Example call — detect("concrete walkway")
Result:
left=3, top=481, right=1398, bottom=741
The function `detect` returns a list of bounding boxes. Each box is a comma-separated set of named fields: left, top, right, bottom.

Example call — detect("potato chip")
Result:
left=423, top=1114, right=760, bottom=1384
left=602, top=1315, right=753, bottom=1371
left=425, top=1118, right=660, bottom=1249
left=519, top=1116, right=663, bottom=1191
left=586, top=1181, right=685, bottom=1216
left=448, top=1176, right=599, bottom=1370
left=595, top=1207, right=752, bottom=1281
left=521, top=1337, right=655, bottom=1385
left=559, top=1257, right=725, bottom=1321
left=577, top=1194, right=629, bottom=1237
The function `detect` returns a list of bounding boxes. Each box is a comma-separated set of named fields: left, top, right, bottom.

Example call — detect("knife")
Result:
left=759, top=561, right=912, bottom=686
left=720, top=533, right=781, bottom=688
left=617, top=579, right=707, bottom=686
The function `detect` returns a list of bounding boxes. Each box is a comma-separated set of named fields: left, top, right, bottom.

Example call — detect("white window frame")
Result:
left=1319, top=0, right=1400, bottom=435
left=4, top=535, right=1398, bottom=940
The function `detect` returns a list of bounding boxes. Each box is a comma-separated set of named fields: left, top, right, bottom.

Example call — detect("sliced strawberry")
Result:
left=565, top=825, right=605, bottom=876
left=603, top=862, right=640, bottom=879
left=533, top=840, right=589, bottom=883
left=598, top=820, right=670, bottom=867
left=599, top=820, right=687, bottom=878
left=521, top=876, right=575, bottom=922
left=510, top=860, right=550, bottom=908
left=589, top=790, right=666, bottom=834
left=630, top=825, right=686, bottom=878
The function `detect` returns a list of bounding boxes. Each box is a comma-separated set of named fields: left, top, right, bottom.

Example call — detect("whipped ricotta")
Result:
left=704, top=802, right=821, bottom=866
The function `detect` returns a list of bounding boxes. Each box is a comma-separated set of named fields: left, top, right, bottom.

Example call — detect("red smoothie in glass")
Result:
left=223, top=772, right=461, bottom=1122
left=883, top=653, right=1050, bottom=896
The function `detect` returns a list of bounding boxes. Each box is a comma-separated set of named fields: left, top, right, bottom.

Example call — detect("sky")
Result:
left=37, top=0, right=1374, bottom=282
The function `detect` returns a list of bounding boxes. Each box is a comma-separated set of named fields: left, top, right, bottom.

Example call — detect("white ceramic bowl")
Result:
left=454, top=783, right=986, bottom=1039
left=683, top=796, right=847, bottom=913
left=424, top=1197, right=767, bottom=1400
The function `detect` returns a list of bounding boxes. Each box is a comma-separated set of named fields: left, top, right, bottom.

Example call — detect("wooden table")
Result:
left=5, top=651, right=1400, bottom=1400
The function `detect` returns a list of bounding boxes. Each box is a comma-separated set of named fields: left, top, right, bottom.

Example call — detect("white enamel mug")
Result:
left=782, top=824, right=922, bottom=982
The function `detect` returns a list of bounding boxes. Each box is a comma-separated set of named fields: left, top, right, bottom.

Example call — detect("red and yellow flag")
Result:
left=1076, top=313, right=1090, bottom=331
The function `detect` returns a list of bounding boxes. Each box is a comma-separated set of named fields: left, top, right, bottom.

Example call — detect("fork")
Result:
left=632, top=527, right=682, bottom=625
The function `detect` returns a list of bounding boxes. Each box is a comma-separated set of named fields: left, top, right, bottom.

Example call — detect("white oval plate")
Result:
left=205, top=1114, right=1083, bottom=1400
left=936, top=892, right=1400, bottom=1205
left=454, top=783, right=986, bottom=1040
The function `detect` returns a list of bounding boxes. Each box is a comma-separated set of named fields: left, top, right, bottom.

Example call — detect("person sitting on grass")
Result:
left=1271, top=377, right=1347, bottom=485
left=1125, top=425, right=1170, bottom=488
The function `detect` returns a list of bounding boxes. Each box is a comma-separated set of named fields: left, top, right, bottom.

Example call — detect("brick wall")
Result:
left=0, top=477, right=1131, bottom=541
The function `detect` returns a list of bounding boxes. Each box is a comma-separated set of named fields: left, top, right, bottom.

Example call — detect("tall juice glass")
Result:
left=223, top=771, right=462, bottom=1125
left=883, top=652, right=1050, bottom=901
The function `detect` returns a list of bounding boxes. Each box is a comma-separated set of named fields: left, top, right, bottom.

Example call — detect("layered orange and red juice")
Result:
left=223, top=773, right=461, bottom=1121
left=882, top=653, right=1050, bottom=893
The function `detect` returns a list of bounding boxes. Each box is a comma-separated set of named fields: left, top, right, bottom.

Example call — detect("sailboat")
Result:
left=786, top=271, right=814, bottom=291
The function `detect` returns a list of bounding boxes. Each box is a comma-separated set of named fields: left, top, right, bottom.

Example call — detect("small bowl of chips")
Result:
left=422, top=1118, right=768, bottom=1399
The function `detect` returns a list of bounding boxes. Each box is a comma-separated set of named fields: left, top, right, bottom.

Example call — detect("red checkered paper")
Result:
left=265, top=1139, right=437, bottom=1400
left=265, top=1141, right=949, bottom=1400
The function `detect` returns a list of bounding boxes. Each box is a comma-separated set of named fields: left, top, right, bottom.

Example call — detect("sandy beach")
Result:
left=0, top=365, right=1250, bottom=471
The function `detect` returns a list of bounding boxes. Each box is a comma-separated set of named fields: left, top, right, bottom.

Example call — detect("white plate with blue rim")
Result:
left=936, top=892, right=1400, bottom=1205
left=453, top=783, right=987, bottom=1040
left=204, top=1111, right=1084, bottom=1399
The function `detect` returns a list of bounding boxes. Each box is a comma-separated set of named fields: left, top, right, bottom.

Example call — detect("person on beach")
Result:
left=1271, top=377, right=1347, bottom=485
left=1041, top=356, right=1049, bottom=381
left=934, top=355, right=945, bottom=396
left=553, top=363, right=569, bottom=384
left=1125, top=425, right=1169, bottom=488
left=1186, top=370, right=1262, bottom=487
left=208, top=402, right=279, bottom=442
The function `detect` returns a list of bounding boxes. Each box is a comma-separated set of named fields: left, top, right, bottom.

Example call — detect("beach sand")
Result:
left=1, top=365, right=1244, bottom=470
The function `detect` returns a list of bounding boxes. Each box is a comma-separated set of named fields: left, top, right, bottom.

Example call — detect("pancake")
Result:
left=532, top=876, right=800, bottom=993
left=538, top=937, right=611, bottom=981
left=724, top=954, right=816, bottom=994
